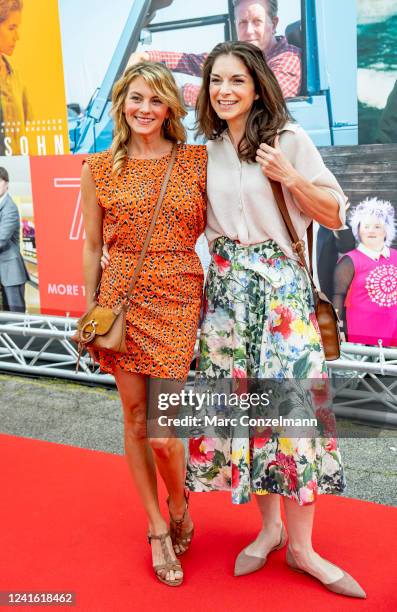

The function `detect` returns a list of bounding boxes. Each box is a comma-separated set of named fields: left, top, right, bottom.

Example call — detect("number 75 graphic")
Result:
left=54, top=177, right=85, bottom=240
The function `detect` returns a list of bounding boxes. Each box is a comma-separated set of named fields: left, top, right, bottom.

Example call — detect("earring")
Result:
left=164, top=118, right=171, bottom=129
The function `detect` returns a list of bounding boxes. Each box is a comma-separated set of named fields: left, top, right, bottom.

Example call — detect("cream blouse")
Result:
left=205, top=122, right=347, bottom=261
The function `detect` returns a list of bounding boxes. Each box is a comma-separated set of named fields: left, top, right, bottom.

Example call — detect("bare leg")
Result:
left=149, top=436, right=193, bottom=555
left=240, top=493, right=284, bottom=557
left=147, top=378, right=193, bottom=554
left=283, top=497, right=344, bottom=583
left=114, top=367, right=182, bottom=583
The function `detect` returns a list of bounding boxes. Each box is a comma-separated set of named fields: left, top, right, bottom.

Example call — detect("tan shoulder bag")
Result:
left=269, top=179, right=341, bottom=361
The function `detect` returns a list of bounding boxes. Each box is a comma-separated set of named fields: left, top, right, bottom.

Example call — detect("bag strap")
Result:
left=95, top=144, right=177, bottom=303
left=124, top=143, right=177, bottom=300
left=269, top=178, right=316, bottom=292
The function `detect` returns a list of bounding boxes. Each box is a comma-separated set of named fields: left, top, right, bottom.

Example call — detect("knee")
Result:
left=124, top=419, right=147, bottom=442
left=123, top=402, right=147, bottom=441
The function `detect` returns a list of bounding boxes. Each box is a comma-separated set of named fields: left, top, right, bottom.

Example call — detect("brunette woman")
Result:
left=187, top=41, right=366, bottom=599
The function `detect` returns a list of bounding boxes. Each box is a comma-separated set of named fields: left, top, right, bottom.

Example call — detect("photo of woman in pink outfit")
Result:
left=333, top=197, right=397, bottom=346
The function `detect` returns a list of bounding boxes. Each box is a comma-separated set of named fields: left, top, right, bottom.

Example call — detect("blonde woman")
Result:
left=80, top=63, right=207, bottom=586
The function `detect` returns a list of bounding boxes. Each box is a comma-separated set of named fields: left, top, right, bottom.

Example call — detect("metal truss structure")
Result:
left=0, top=313, right=396, bottom=425
left=0, top=312, right=114, bottom=385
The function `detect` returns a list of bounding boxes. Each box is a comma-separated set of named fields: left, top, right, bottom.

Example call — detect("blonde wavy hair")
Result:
left=111, top=62, right=187, bottom=175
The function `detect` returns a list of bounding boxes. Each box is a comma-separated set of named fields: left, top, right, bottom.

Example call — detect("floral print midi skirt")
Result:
left=186, top=237, right=346, bottom=505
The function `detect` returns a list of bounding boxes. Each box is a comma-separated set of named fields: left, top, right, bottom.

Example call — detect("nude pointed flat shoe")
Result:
left=286, top=548, right=366, bottom=599
left=234, top=524, right=287, bottom=577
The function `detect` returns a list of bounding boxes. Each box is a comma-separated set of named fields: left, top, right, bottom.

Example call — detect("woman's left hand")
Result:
left=101, top=244, right=110, bottom=270
left=256, top=135, right=299, bottom=186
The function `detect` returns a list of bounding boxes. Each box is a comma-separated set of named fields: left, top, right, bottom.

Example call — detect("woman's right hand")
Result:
left=126, top=51, right=149, bottom=69
left=101, top=243, right=110, bottom=270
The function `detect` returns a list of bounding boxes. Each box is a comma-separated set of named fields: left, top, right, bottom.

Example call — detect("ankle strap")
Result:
left=148, top=531, right=170, bottom=543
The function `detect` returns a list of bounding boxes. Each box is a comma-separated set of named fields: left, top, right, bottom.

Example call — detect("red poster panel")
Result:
left=30, top=155, right=85, bottom=317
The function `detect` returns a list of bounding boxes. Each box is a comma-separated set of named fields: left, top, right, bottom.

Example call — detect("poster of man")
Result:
left=0, top=163, right=29, bottom=311
left=128, top=0, right=302, bottom=106
left=60, top=0, right=357, bottom=154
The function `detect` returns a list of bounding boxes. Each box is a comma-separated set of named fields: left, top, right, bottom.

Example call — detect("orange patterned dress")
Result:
left=84, top=144, right=207, bottom=379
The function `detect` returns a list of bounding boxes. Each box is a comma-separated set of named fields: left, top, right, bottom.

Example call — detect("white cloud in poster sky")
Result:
left=59, top=0, right=301, bottom=108
left=356, top=0, right=397, bottom=107
left=357, top=0, right=397, bottom=24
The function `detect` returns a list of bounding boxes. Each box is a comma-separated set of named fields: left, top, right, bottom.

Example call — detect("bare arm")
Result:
left=256, top=136, right=341, bottom=229
left=283, top=173, right=340, bottom=229
left=80, top=162, right=103, bottom=309
left=127, top=50, right=206, bottom=77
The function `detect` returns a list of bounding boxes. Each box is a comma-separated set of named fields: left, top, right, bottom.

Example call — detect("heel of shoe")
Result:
left=235, top=524, right=287, bottom=577
left=168, top=490, right=194, bottom=556
left=286, top=548, right=305, bottom=573
left=273, top=524, right=288, bottom=551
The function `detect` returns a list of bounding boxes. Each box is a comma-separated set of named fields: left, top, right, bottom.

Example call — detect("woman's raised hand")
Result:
left=256, top=135, right=299, bottom=186
left=101, top=243, right=110, bottom=270
left=126, top=51, right=149, bottom=69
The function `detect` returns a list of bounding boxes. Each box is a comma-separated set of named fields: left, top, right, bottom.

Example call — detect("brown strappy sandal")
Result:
left=147, top=531, right=183, bottom=587
left=167, top=490, right=194, bottom=556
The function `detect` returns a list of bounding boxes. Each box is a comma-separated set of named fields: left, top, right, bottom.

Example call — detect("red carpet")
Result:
left=1, top=433, right=396, bottom=611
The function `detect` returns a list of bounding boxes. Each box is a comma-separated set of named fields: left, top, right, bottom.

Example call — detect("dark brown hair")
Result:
left=196, top=41, right=292, bottom=162
left=0, top=167, right=9, bottom=182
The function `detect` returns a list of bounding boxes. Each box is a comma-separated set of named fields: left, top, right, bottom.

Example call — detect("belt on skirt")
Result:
left=212, top=236, right=301, bottom=289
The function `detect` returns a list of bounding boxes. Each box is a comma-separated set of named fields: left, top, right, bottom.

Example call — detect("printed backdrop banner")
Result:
left=357, top=0, right=397, bottom=144
left=318, top=144, right=397, bottom=347
left=0, top=0, right=69, bottom=156
left=59, top=0, right=305, bottom=153
left=0, top=155, right=39, bottom=313
left=1, top=0, right=395, bottom=351
left=29, top=155, right=85, bottom=316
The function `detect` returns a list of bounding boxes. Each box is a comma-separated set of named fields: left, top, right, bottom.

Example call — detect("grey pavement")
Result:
left=0, top=373, right=396, bottom=507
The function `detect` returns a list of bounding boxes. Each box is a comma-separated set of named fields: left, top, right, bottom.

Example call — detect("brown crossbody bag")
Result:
left=269, top=179, right=341, bottom=361
left=72, top=144, right=177, bottom=370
